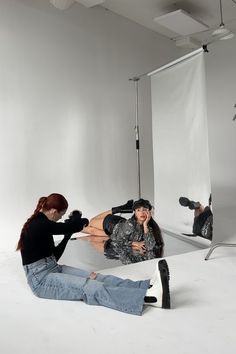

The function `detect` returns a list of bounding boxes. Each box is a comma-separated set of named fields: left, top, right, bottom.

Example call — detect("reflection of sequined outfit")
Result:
left=193, top=207, right=213, bottom=240
left=105, top=217, right=161, bottom=264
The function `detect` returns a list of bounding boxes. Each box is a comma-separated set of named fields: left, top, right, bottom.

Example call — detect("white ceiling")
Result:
left=99, top=0, right=236, bottom=44
left=50, top=0, right=236, bottom=45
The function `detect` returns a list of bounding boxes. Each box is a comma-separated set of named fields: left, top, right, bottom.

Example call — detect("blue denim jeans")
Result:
left=23, top=256, right=150, bottom=315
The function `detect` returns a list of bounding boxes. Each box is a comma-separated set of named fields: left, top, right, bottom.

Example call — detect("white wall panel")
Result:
left=205, top=38, right=236, bottom=244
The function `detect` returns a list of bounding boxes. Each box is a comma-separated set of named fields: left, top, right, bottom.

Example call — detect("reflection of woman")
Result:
left=16, top=193, right=170, bottom=315
left=179, top=196, right=213, bottom=240
left=83, top=199, right=164, bottom=264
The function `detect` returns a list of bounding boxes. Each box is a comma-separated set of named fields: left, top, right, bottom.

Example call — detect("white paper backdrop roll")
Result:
left=151, top=51, right=211, bottom=234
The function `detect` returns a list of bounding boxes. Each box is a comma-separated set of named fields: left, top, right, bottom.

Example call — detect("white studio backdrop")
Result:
left=0, top=0, right=183, bottom=251
left=151, top=50, right=211, bottom=234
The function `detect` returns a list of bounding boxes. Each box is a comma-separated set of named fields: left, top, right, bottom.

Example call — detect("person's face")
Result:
left=134, top=207, right=150, bottom=224
left=51, top=209, right=67, bottom=222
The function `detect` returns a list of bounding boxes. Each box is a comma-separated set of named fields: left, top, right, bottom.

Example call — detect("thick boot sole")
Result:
left=182, top=233, right=197, bottom=237
left=112, top=199, right=134, bottom=214
left=158, top=259, right=171, bottom=309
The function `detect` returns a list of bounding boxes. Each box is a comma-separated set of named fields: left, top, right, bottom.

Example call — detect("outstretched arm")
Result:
left=52, top=210, right=89, bottom=260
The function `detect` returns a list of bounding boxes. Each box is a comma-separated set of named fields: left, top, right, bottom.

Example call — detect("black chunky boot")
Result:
left=112, top=199, right=134, bottom=214
left=144, top=259, right=171, bottom=309
left=179, top=197, right=201, bottom=210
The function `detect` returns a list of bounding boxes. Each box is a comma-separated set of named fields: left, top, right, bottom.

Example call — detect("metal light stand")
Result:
left=205, top=242, right=236, bottom=260
left=129, top=76, right=141, bottom=199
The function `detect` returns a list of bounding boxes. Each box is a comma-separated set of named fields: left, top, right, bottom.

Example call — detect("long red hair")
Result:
left=16, top=193, right=68, bottom=251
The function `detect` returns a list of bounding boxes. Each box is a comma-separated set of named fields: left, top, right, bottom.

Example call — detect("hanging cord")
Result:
left=219, top=0, right=224, bottom=25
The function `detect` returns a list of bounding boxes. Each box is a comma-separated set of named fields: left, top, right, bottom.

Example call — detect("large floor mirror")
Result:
left=60, top=49, right=213, bottom=271
left=150, top=50, right=212, bottom=248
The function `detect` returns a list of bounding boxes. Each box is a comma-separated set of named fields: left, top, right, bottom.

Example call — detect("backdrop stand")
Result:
left=129, top=48, right=204, bottom=201
left=129, top=76, right=141, bottom=199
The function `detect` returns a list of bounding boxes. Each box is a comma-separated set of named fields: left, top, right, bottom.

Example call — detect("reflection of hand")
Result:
left=132, top=241, right=146, bottom=254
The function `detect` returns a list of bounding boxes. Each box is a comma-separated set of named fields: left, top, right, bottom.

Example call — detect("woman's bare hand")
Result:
left=89, top=272, right=97, bottom=280
left=132, top=241, right=146, bottom=254
left=143, top=210, right=152, bottom=228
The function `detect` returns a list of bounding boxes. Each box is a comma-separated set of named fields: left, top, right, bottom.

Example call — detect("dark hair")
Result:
left=148, top=217, right=164, bottom=258
left=16, top=193, right=68, bottom=251
left=131, top=213, right=164, bottom=258
left=133, top=198, right=152, bottom=211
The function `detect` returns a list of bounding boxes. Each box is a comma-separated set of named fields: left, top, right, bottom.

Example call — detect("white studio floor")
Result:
left=1, top=246, right=236, bottom=354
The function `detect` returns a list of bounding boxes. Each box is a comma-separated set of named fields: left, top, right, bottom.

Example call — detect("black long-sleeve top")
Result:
left=21, top=212, right=88, bottom=265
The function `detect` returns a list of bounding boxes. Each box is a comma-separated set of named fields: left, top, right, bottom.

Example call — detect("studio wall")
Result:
left=0, top=0, right=182, bottom=251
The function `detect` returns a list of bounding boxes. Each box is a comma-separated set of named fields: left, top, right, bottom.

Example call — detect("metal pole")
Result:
left=128, top=49, right=204, bottom=200
left=129, top=76, right=141, bottom=199
left=205, top=242, right=236, bottom=260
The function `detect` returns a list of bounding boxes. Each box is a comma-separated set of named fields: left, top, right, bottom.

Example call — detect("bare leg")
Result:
left=82, top=210, right=112, bottom=236
left=82, top=226, right=107, bottom=237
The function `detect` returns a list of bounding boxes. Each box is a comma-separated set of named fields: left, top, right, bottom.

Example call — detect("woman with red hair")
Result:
left=17, top=193, right=170, bottom=315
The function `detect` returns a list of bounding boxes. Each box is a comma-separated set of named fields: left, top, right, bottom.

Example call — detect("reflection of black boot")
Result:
left=179, top=197, right=201, bottom=210
left=208, top=193, right=212, bottom=207
left=112, top=200, right=134, bottom=214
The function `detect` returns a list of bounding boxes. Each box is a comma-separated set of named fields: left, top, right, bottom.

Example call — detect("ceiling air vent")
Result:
left=154, top=9, right=208, bottom=36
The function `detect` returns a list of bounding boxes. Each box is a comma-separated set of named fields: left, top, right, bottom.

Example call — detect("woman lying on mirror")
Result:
left=179, top=196, right=213, bottom=240
left=16, top=193, right=170, bottom=315
left=82, top=198, right=164, bottom=264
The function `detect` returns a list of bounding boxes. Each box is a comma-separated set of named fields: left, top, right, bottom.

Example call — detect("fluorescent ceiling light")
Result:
left=154, top=9, right=208, bottom=36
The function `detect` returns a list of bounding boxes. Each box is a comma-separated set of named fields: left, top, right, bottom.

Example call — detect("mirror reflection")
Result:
left=178, top=195, right=213, bottom=241
left=149, top=49, right=212, bottom=256
left=60, top=197, right=212, bottom=271
left=81, top=198, right=163, bottom=265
